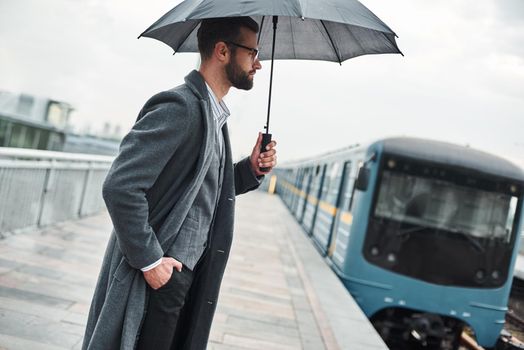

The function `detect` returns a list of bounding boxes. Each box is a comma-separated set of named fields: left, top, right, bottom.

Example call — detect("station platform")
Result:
left=0, top=191, right=386, bottom=350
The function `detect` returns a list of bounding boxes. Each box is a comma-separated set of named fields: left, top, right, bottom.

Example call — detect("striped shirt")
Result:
left=205, top=83, right=230, bottom=156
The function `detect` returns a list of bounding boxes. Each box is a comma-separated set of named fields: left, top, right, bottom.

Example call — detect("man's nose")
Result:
left=253, top=58, right=262, bottom=70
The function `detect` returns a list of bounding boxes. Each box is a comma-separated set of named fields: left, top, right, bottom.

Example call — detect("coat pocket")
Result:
left=113, top=258, right=133, bottom=282
left=180, top=207, right=200, bottom=235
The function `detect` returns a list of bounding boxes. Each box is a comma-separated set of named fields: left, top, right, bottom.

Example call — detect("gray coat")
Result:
left=82, top=70, right=261, bottom=350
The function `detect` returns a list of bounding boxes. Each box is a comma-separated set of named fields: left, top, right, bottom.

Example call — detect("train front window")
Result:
left=364, top=159, right=521, bottom=288
left=374, top=171, right=517, bottom=244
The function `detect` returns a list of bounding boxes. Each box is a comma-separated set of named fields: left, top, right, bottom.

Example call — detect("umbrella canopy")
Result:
left=140, top=0, right=403, bottom=163
left=140, top=0, right=402, bottom=63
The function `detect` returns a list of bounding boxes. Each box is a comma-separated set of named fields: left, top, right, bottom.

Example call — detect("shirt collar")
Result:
left=205, top=83, right=230, bottom=120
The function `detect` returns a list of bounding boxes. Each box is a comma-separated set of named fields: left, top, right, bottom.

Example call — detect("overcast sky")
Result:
left=1, top=0, right=523, bottom=165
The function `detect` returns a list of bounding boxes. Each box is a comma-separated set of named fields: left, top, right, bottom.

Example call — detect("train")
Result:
left=271, top=137, right=524, bottom=349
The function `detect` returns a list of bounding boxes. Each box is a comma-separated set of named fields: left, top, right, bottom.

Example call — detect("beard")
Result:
left=225, top=55, right=253, bottom=90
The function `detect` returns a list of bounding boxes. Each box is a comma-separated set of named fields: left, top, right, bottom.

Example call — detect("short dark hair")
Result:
left=197, top=17, right=259, bottom=61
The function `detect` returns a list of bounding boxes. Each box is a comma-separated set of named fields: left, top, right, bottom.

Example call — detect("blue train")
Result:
left=273, top=137, right=524, bottom=349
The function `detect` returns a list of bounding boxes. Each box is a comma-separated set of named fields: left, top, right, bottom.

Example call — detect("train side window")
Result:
left=333, top=161, right=351, bottom=210
left=321, top=163, right=335, bottom=199
left=324, top=162, right=342, bottom=203
left=328, top=161, right=351, bottom=211
left=301, top=167, right=312, bottom=190
left=347, top=161, right=363, bottom=211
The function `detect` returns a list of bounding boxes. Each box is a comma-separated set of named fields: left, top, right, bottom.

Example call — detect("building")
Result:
left=0, top=91, right=119, bottom=155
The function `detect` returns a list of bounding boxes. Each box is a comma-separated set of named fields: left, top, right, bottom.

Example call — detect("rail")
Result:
left=0, top=147, right=114, bottom=237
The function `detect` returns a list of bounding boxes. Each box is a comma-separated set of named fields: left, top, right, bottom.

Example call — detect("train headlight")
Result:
left=387, top=253, right=396, bottom=263
left=371, top=246, right=380, bottom=256
left=491, top=270, right=500, bottom=280
left=475, top=269, right=485, bottom=280
left=411, top=330, right=422, bottom=341
left=387, top=159, right=396, bottom=169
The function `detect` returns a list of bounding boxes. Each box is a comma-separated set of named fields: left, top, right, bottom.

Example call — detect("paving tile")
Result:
left=1, top=271, right=94, bottom=304
left=218, top=294, right=296, bottom=320
left=0, top=285, right=73, bottom=309
left=0, top=334, right=67, bottom=350
left=225, top=315, right=300, bottom=344
left=215, top=305, right=297, bottom=329
left=221, top=280, right=290, bottom=299
left=301, top=335, right=326, bottom=350
left=207, top=342, right=248, bottom=350
left=226, top=287, right=291, bottom=305
left=67, top=302, right=90, bottom=315
left=15, top=265, right=64, bottom=280
left=0, top=308, right=82, bottom=348
left=61, top=312, right=88, bottom=327
left=221, top=334, right=300, bottom=350
left=0, top=258, right=21, bottom=270
left=290, top=294, right=312, bottom=311
left=0, top=296, right=67, bottom=322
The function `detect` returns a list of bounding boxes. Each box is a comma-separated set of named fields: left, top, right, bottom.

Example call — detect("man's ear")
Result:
left=214, top=42, right=229, bottom=63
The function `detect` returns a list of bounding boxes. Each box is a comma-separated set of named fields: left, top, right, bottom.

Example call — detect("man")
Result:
left=82, top=17, right=277, bottom=350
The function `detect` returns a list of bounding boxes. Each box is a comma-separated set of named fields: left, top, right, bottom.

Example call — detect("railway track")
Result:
left=508, top=277, right=524, bottom=331
left=507, top=310, right=524, bottom=331
left=458, top=277, right=524, bottom=350
left=499, top=277, right=524, bottom=349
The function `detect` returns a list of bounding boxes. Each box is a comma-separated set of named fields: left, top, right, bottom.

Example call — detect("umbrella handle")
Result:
left=259, top=132, right=272, bottom=172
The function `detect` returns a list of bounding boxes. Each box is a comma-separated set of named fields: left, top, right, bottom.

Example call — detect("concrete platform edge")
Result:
left=274, top=194, right=388, bottom=350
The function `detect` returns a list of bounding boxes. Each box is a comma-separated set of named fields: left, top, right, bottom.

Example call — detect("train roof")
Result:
left=280, top=143, right=367, bottom=168
left=280, top=137, right=524, bottom=183
left=377, top=137, right=524, bottom=183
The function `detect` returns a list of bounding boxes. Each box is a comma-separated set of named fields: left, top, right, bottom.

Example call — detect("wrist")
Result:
left=250, top=158, right=262, bottom=176
left=141, top=257, right=163, bottom=272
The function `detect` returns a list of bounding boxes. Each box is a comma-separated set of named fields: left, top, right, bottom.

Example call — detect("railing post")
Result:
left=37, top=159, right=57, bottom=227
left=78, top=162, right=93, bottom=218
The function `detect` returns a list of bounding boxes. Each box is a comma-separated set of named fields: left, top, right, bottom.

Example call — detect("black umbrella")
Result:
left=140, top=0, right=403, bottom=157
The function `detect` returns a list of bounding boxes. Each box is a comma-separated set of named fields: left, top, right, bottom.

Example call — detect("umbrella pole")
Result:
left=265, top=16, right=278, bottom=134
left=260, top=16, right=277, bottom=168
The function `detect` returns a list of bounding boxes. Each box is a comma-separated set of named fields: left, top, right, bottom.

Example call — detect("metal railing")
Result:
left=0, top=147, right=114, bottom=236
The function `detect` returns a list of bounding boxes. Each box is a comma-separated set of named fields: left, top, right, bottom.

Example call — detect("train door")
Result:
left=331, top=160, right=359, bottom=269
left=312, top=161, right=344, bottom=253
left=289, top=168, right=298, bottom=207
left=294, top=167, right=311, bottom=220
left=325, top=160, right=352, bottom=257
left=282, top=168, right=294, bottom=208
left=302, top=164, right=326, bottom=234
left=290, top=168, right=304, bottom=214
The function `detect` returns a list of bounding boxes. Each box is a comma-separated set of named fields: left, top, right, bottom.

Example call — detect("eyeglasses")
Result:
left=225, top=41, right=259, bottom=61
